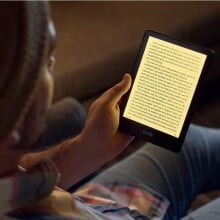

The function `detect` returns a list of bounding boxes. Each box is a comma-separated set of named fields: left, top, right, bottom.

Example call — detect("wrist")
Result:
left=77, top=131, right=112, bottom=166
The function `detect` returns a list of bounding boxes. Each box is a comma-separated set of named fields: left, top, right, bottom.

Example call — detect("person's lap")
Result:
left=90, top=124, right=220, bottom=220
left=36, top=98, right=220, bottom=219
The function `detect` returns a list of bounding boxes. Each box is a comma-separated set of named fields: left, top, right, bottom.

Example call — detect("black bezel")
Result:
left=119, top=30, right=213, bottom=152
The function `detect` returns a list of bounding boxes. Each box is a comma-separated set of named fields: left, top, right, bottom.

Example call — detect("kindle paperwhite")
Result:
left=119, top=30, right=213, bottom=152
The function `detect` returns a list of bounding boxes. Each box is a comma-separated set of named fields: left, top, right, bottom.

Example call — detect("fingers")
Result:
left=102, top=74, right=132, bottom=106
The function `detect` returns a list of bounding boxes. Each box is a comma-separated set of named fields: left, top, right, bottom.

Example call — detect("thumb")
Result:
left=103, top=74, right=132, bottom=105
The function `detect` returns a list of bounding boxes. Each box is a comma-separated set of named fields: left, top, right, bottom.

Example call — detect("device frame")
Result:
left=119, top=30, right=213, bottom=152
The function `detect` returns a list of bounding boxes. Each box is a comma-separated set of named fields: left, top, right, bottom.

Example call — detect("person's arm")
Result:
left=20, top=74, right=133, bottom=189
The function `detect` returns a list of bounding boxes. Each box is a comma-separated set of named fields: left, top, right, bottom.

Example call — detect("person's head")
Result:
left=0, top=2, right=56, bottom=170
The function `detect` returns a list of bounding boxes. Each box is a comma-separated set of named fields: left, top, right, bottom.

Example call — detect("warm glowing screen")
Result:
left=123, top=36, right=207, bottom=138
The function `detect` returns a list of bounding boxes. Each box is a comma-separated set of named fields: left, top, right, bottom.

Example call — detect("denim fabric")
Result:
left=91, top=124, right=220, bottom=220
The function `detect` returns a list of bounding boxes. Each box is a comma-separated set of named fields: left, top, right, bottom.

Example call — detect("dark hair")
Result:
left=0, top=2, right=50, bottom=142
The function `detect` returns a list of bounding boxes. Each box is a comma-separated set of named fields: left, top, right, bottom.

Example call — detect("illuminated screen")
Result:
left=123, top=36, right=207, bottom=138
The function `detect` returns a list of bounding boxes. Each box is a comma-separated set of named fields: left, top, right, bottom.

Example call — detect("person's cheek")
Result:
left=29, top=67, right=54, bottom=141
left=44, top=69, right=54, bottom=110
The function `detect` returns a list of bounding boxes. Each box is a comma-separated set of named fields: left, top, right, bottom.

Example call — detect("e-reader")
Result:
left=119, top=30, right=213, bottom=152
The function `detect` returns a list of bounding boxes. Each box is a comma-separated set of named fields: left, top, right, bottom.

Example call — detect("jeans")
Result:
left=38, top=98, right=220, bottom=219
left=91, top=124, right=220, bottom=220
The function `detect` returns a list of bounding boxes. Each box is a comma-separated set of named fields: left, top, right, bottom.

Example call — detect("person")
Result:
left=1, top=2, right=220, bottom=220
